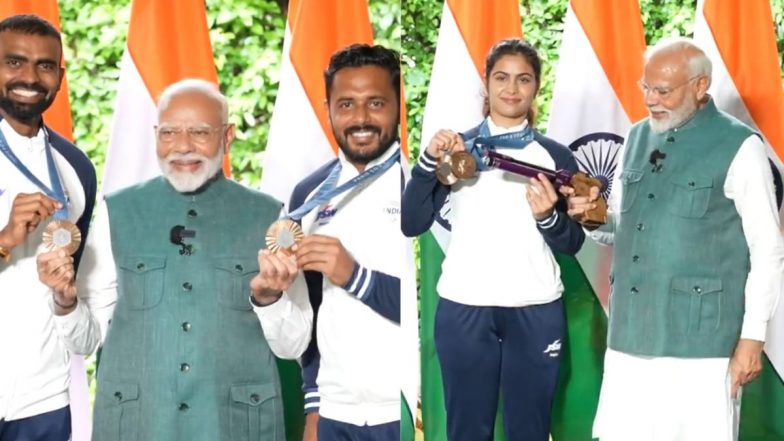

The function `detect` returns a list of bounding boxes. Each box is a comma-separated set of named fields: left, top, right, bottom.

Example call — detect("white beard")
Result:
left=648, top=99, right=698, bottom=134
left=159, top=147, right=224, bottom=193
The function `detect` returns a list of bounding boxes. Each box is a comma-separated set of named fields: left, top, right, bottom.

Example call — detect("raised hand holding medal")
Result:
left=265, top=148, right=401, bottom=255
left=0, top=128, right=81, bottom=256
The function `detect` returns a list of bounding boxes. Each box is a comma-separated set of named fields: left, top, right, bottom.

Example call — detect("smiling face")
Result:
left=327, top=65, right=399, bottom=171
left=642, top=46, right=709, bottom=133
left=485, top=54, right=538, bottom=128
left=0, top=30, right=63, bottom=127
left=156, top=90, right=234, bottom=192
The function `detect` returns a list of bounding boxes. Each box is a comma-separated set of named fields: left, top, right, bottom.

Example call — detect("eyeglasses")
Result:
left=637, top=75, right=703, bottom=99
left=155, top=125, right=226, bottom=144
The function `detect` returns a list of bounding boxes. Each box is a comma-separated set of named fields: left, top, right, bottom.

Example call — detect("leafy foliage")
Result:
left=59, top=0, right=399, bottom=187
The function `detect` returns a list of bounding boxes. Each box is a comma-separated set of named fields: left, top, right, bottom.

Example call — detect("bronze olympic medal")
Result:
left=435, top=153, right=458, bottom=186
left=265, top=219, right=304, bottom=254
left=43, top=220, right=82, bottom=255
left=450, top=151, right=477, bottom=180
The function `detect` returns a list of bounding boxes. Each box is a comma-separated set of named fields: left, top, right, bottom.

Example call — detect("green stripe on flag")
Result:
left=740, top=354, right=784, bottom=440
left=276, top=358, right=305, bottom=441
left=551, top=255, right=608, bottom=441
left=420, top=231, right=449, bottom=441
left=402, top=393, right=415, bottom=441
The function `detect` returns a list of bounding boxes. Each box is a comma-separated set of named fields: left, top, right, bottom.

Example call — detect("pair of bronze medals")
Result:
left=435, top=148, right=608, bottom=226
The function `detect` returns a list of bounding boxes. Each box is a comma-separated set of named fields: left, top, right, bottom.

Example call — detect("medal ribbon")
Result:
left=286, top=148, right=401, bottom=221
left=0, top=127, right=69, bottom=220
left=464, top=120, right=536, bottom=171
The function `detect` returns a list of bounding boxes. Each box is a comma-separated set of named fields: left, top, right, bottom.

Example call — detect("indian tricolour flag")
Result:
left=544, top=1, right=647, bottom=439
left=417, top=1, right=521, bottom=439
left=0, top=2, right=88, bottom=439
left=695, top=1, right=784, bottom=439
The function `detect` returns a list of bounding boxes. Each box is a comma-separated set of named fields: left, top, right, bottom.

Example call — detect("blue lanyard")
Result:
left=286, top=148, right=401, bottom=221
left=0, top=126, right=69, bottom=220
left=464, top=120, right=536, bottom=170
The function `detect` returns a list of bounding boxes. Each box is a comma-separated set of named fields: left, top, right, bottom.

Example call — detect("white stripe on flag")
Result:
left=259, top=25, right=335, bottom=207
left=546, top=4, right=632, bottom=307
left=102, top=50, right=160, bottom=195
left=419, top=3, right=484, bottom=251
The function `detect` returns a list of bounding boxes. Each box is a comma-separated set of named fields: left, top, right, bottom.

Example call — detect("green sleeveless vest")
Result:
left=92, top=176, right=285, bottom=441
left=610, top=99, right=754, bottom=358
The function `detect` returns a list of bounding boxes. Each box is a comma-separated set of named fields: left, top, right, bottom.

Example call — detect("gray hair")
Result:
left=645, top=37, right=712, bottom=78
left=157, top=78, right=229, bottom=124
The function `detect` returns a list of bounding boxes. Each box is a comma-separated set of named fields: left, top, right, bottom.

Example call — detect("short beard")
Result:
left=648, top=98, right=698, bottom=134
left=336, top=124, right=399, bottom=166
left=159, top=147, right=224, bottom=193
left=0, top=94, right=54, bottom=123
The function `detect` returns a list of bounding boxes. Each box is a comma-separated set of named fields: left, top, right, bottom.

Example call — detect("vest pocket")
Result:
left=619, top=169, right=644, bottom=213
left=667, top=175, right=713, bottom=218
left=669, top=276, right=723, bottom=335
left=214, top=257, right=261, bottom=310
left=116, top=256, right=167, bottom=309
left=229, top=382, right=279, bottom=441
left=93, top=381, right=140, bottom=441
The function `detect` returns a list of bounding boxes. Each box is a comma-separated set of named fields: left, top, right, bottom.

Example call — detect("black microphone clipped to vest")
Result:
left=170, top=225, right=196, bottom=256
left=649, top=149, right=667, bottom=173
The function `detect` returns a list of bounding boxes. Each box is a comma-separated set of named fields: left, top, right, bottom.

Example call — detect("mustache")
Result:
left=166, top=152, right=210, bottom=163
left=344, top=125, right=381, bottom=137
left=6, top=81, right=48, bottom=95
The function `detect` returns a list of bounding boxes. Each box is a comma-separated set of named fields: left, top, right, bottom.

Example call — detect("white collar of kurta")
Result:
left=337, top=140, right=400, bottom=181
left=486, top=116, right=529, bottom=136
left=0, top=118, right=46, bottom=153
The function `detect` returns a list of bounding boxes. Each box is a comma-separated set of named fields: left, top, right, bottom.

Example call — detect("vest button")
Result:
left=235, top=264, right=243, bottom=273
left=181, top=322, right=191, bottom=332
left=180, top=363, right=190, bottom=373
left=631, top=286, right=639, bottom=294
left=647, top=193, right=655, bottom=200
left=632, top=255, right=639, bottom=263
left=636, top=223, right=645, bottom=231
left=688, top=181, right=696, bottom=187
left=693, top=286, right=702, bottom=294
left=136, top=263, right=145, bottom=271
left=250, top=393, right=260, bottom=404
left=178, top=402, right=189, bottom=412
left=188, top=209, right=198, bottom=218
left=182, top=282, right=192, bottom=291
left=114, top=391, right=123, bottom=401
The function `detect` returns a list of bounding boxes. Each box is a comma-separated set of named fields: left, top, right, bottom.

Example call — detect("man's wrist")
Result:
left=250, top=289, right=283, bottom=307
left=53, top=294, right=78, bottom=314
left=0, top=231, right=16, bottom=262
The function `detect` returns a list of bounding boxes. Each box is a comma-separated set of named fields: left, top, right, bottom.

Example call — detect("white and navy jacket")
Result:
left=293, top=145, right=402, bottom=426
left=402, top=118, right=584, bottom=307
left=0, top=119, right=96, bottom=421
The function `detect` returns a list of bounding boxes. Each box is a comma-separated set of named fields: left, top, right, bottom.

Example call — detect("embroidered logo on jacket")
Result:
left=316, top=204, right=338, bottom=225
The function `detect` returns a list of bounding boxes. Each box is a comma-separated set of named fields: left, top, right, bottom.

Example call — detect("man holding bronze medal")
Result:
left=563, top=38, right=784, bottom=441
left=251, top=44, right=403, bottom=441
left=0, top=14, right=97, bottom=441
left=52, top=79, right=310, bottom=440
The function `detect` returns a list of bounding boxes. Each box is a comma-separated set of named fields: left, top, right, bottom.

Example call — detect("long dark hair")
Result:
left=483, top=38, right=542, bottom=126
